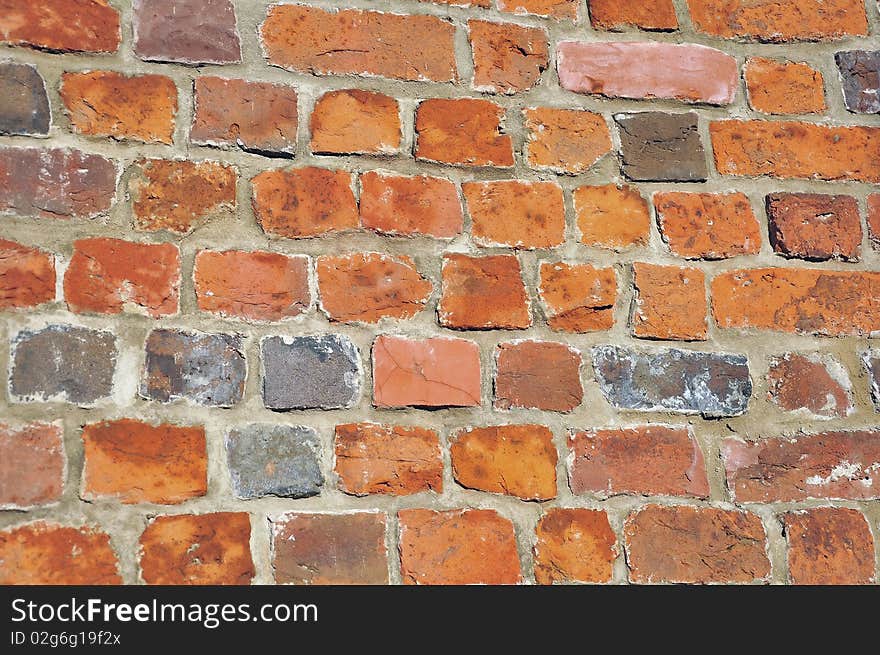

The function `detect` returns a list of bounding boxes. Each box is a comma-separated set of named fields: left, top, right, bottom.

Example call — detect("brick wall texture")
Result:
left=1, top=0, right=879, bottom=586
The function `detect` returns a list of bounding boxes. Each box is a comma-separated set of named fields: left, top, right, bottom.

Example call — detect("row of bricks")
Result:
left=1, top=504, right=875, bottom=585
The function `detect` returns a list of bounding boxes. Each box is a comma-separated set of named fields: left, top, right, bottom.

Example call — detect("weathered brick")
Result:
left=592, top=345, right=751, bottom=417
left=569, top=425, right=709, bottom=498
left=133, top=0, right=240, bottom=64
left=317, top=253, right=432, bottom=323
left=625, top=505, right=770, bottom=583
left=398, top=509, right=521, bottom=585
left=632, top=262, right=707, bottom=341
left=0, top=522, right=120, bottom=585
left=836, top=51, right=880, bottom=114
left=539, top=262, right=616, bottom=332
left=262, top=335, right=361, bottom=410
left=311, top=90, right=400, bottom=155
left=469, top=20, right=548, bottom=94
left=524, top=108, right=611, bottom=174
left=863, top=350, right=880, bottom=411
left=252, top=167, right=358, bottom=238
left=191, top=77, right=298, bottom=156
left=686, top=0, right=867, bottom=41
left=588, top=0, right=678, bottom=30
left=654, top=192, right=761, bottom=259
left=261, top=5, right=456, bottom=82
left=440, top=253, right=530, bottom=329
left=744, top=58, right=825, bottom=115
left=0, top=147, right=116, bottom=220
left=0, top=423, right=64, bottom=509
left=141, top=329, right=246, bottom=407
left=869, top=195, right=880, bottom=248
left=64, top=238, right=179, bottom=317
left=423, top=0, right=490, bottom=6
left=0, top=62, right=50, bottom=136
left=710, top=120, right=880, bottom=182
left=129, top=159, right=236, bottom=234
left=335, top=423, right=442, bottom=496
left=558, top=42, right=736, bottom=104
left=498, top=0, right=578, bottom=20
left=494, top=340, right=583, bottom=412
left=766, top=193, right=861, bottom=261
left=784, top=508, right=875, bottom=585
left=0, top=0, right=120, bottom=53
left=463, top=180, right=565, bottom=249
left=359, top=171, right=463, bottom=238
left=451, top=424, right=557, bottom=500
left=0, top=239, right=55, bottom=309
left=616, top=112, right=707, bottom=181
left=10, top=325, right=116, bottom=405
left=722, top=431, right=880, bottom=502
left=533, top=509, right=617, bottom=585
left=711, top=268, right=880, bottom=336
left=82, top=419, right=207, bottom=505
left=768, top=353, right=852, bottom=419
left=226, top=424, right=322, bottom=500
left=272, top=513, right=387, bottom=585
left=139, top=513, right=254, bottom=585
left=574, top=184, right=651, bottom=249
left=372, top=335, right=481, bottom=408
left=61, top=71, right=177, bottom=144
left=415, top=98, right=514, bottom=167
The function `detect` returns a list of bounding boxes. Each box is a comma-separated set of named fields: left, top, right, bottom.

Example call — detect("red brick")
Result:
left=61, top=71, right=177, bottom=144
left=494, top=340, right=583, bottom=412
left=766, top=193, right=861, bottom=261
left=0, top=0, right=120, bottom=53
left=463, top=180, right=565, bottom=249
left=0, top=239, right=55, bottom=309
left=710, top=120, right=880, bottom=182
left=784, top=508, right=875, bottom=585
left=139, top=513, right=254, bottom=585
left=133, top=0, right=240, bottom=65
left=261, top=5, right=456, bottom=82
left=575, top=184, right=651, bottom=249
left=335, top=423, right=442, bottom=496
left=744, top=58, right=825, bottom=115
left=311, top=90, right=400, bottom=155
left=82, top=419, right=207, bottom=505
left=359, top=171, right=463, bottom=238
left=722, top=431, right=880, bottom=502
left=632, top=262, right=707, bottom=341
left=372, top=335, right=481, bottom=408
left=588, top=0, right=678, bottom=30
left=422, top=0, right=490, bottom=5
left=252, top=167, right=358, bottom=238
left=711, top=267, right=880, bottom=336
left=524, top=108, right=612, bottom=173
left=498, top=0, right=579, bottom=20
left=469, top=20, right=548, bottom=94
left=0, top=522, right=120, bottom=585
left=569, top=425, right=709, bottom=498
left=451, top=424, right=557, bottom=500
left=534, top=509, right=617, bottom=585
left=539, top=262, right=616, bottom=332
left=0, top=423, right=64, bottom=508
left=867, top=194, right=880, bottom=248
left=440, top=254, right=530, bottom=329
left=768, top=353, right=852, bottom=419
left=317, top=253, right=432, bottom=323
left=415, top=98, right=514, bottom=167
left=64, top=237, right=179, bottom=317
left=625, top=505, right=770, bottom=583
left=398, top=509, right=521, bottom=585
left=194, top=249, right=310, bottom=321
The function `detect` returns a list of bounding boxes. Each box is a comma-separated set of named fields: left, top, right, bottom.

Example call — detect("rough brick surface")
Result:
left=523, top=108, right=611, bottom=174
left=766, top=193, right=861, bottom=261
left=588, top=0, right=677, bottom=30
left=574, top=184, right=651, bottom=249
left=498, top=0, right=577, bottom=19
left=463, top=180, right=565, bottom=248
left=0, top=239, right=55, bottom=309
left=311, top=90, right=400, bottom=155
left=836, top=51, right=880, bottom=114
left=539, top=262, right=616, bottom=332
left=494, top=340, right=583, bottom=411
left=768, top=353, right=852, bottom=419
left=632, top=262, right=707, bottom=341
left=469, top=20, right=548, bottom=94
left=415, top=98, right=514, bottom=167
left=0, top=62, right=50, bottom=136
left=864, top=351, right=880, bottom=412
left=784, top=508, right=875, bottom=585
left=533, top=508, right=617, bottom=585
left=0, top=0, right=121, bottom=53
left=227, top=425, right=322, bottom=500
left=0, top=423, right=64, bottom=509
left=869, top=195, right=880, bottom=249
left=133, top=0, right=241, bottom=64
left=744, top=58, right=825, bottom=115
left=616, top=113, right=707, bottom=182
left=440, top=254, right=530, bottom=329
left=359, top=171, right=463, bottom=238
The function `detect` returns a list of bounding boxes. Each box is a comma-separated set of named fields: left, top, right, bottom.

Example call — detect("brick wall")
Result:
left=1, top=0, right=879, bottom=585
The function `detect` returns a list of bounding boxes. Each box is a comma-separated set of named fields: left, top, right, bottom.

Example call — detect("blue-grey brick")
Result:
left=836, top=51, right=880, bottom=114
left=0, top=62, right=50, bottom=136
left=862, top=350, right=880, bottom=411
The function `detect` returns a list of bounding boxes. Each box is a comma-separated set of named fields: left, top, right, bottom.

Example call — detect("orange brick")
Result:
left=0, top=239, right=55, bottom=309
left=589, top=0, right=678, bottom=30
left=440, top=254, right=530, bottom=329
left=524, top=108, right=611, bottom=173
left=415, top=98, right=514, bottom=167
left=359, top=171, right=463, bottom=238
left=463, top=180, right=565, bottom=249
left=311, top=90, right=400, bottom=155
left=539, top=262, right=616, bottom=332
left=575, top=184, right=651, bottom=249
left=494, top=340, right=583, bottom=412
left=534, top=509, right=617, bottom=584
left=744, top=58, right=825, bottom=115
left=784, top=508, right=875, bottom=585
left=469, top=20, right=548, bottom=94
left=0, top=0, right=121, bottom=53
left=632, top=262, right=707, bottom=340
left=498, top=0, right=579, bottom=19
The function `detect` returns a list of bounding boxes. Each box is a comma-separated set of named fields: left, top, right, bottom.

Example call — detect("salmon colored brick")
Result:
left=311, top=90, right=400, bottom=155
left=869, top=195, right=880, bottom=248
left=468, top=20, right=548, bottom=94
left=451, top=424, right=558, bottom=500
left=533, top=508, right=617, bottom=584
left=82, top=419, right=207, bottom=505
left=0, top=521, right=121, bottom=585
left=0, top=422, right=64, bottom=508
left=64, top=237, right=179, bottom=317
left=767, top=353, right=852, bottom=419
left=0, top=239, right=55, bottom=309
left=632, top=262, right=707, bottom=341
left=539, top=262, right=616, bottom=332
left=61, top=71, right=177, bottom=144
left=359, top=171, right=463, bottom=238
left=463, top=180, right=565, bottom=249
left=575, top=184, right=651, bottom=249
left=252, top=167, right=358, bottom=238
left=335, top=423, right=442, bottom=496
left=415, top=98, right=514, bottom=167
left=524, top=108, right=612, bottom=173
left=497, top=0, right=579, bottom=20
left=588, top=0, right=678, bottom=30
left=784, top=508, right=875, bottom=585
left=440, top=253, right=530, bottom=329
left=194, top=250, right=310, bottom=321
left=494, top=340, right=583, bottom=412
left=744, top=58, right=825, bottom=115
left=0, top=0, right=121, bottom=53
left=317, top=253, right=432, bottom=323
left=398, top=509, right=521, bottom=584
